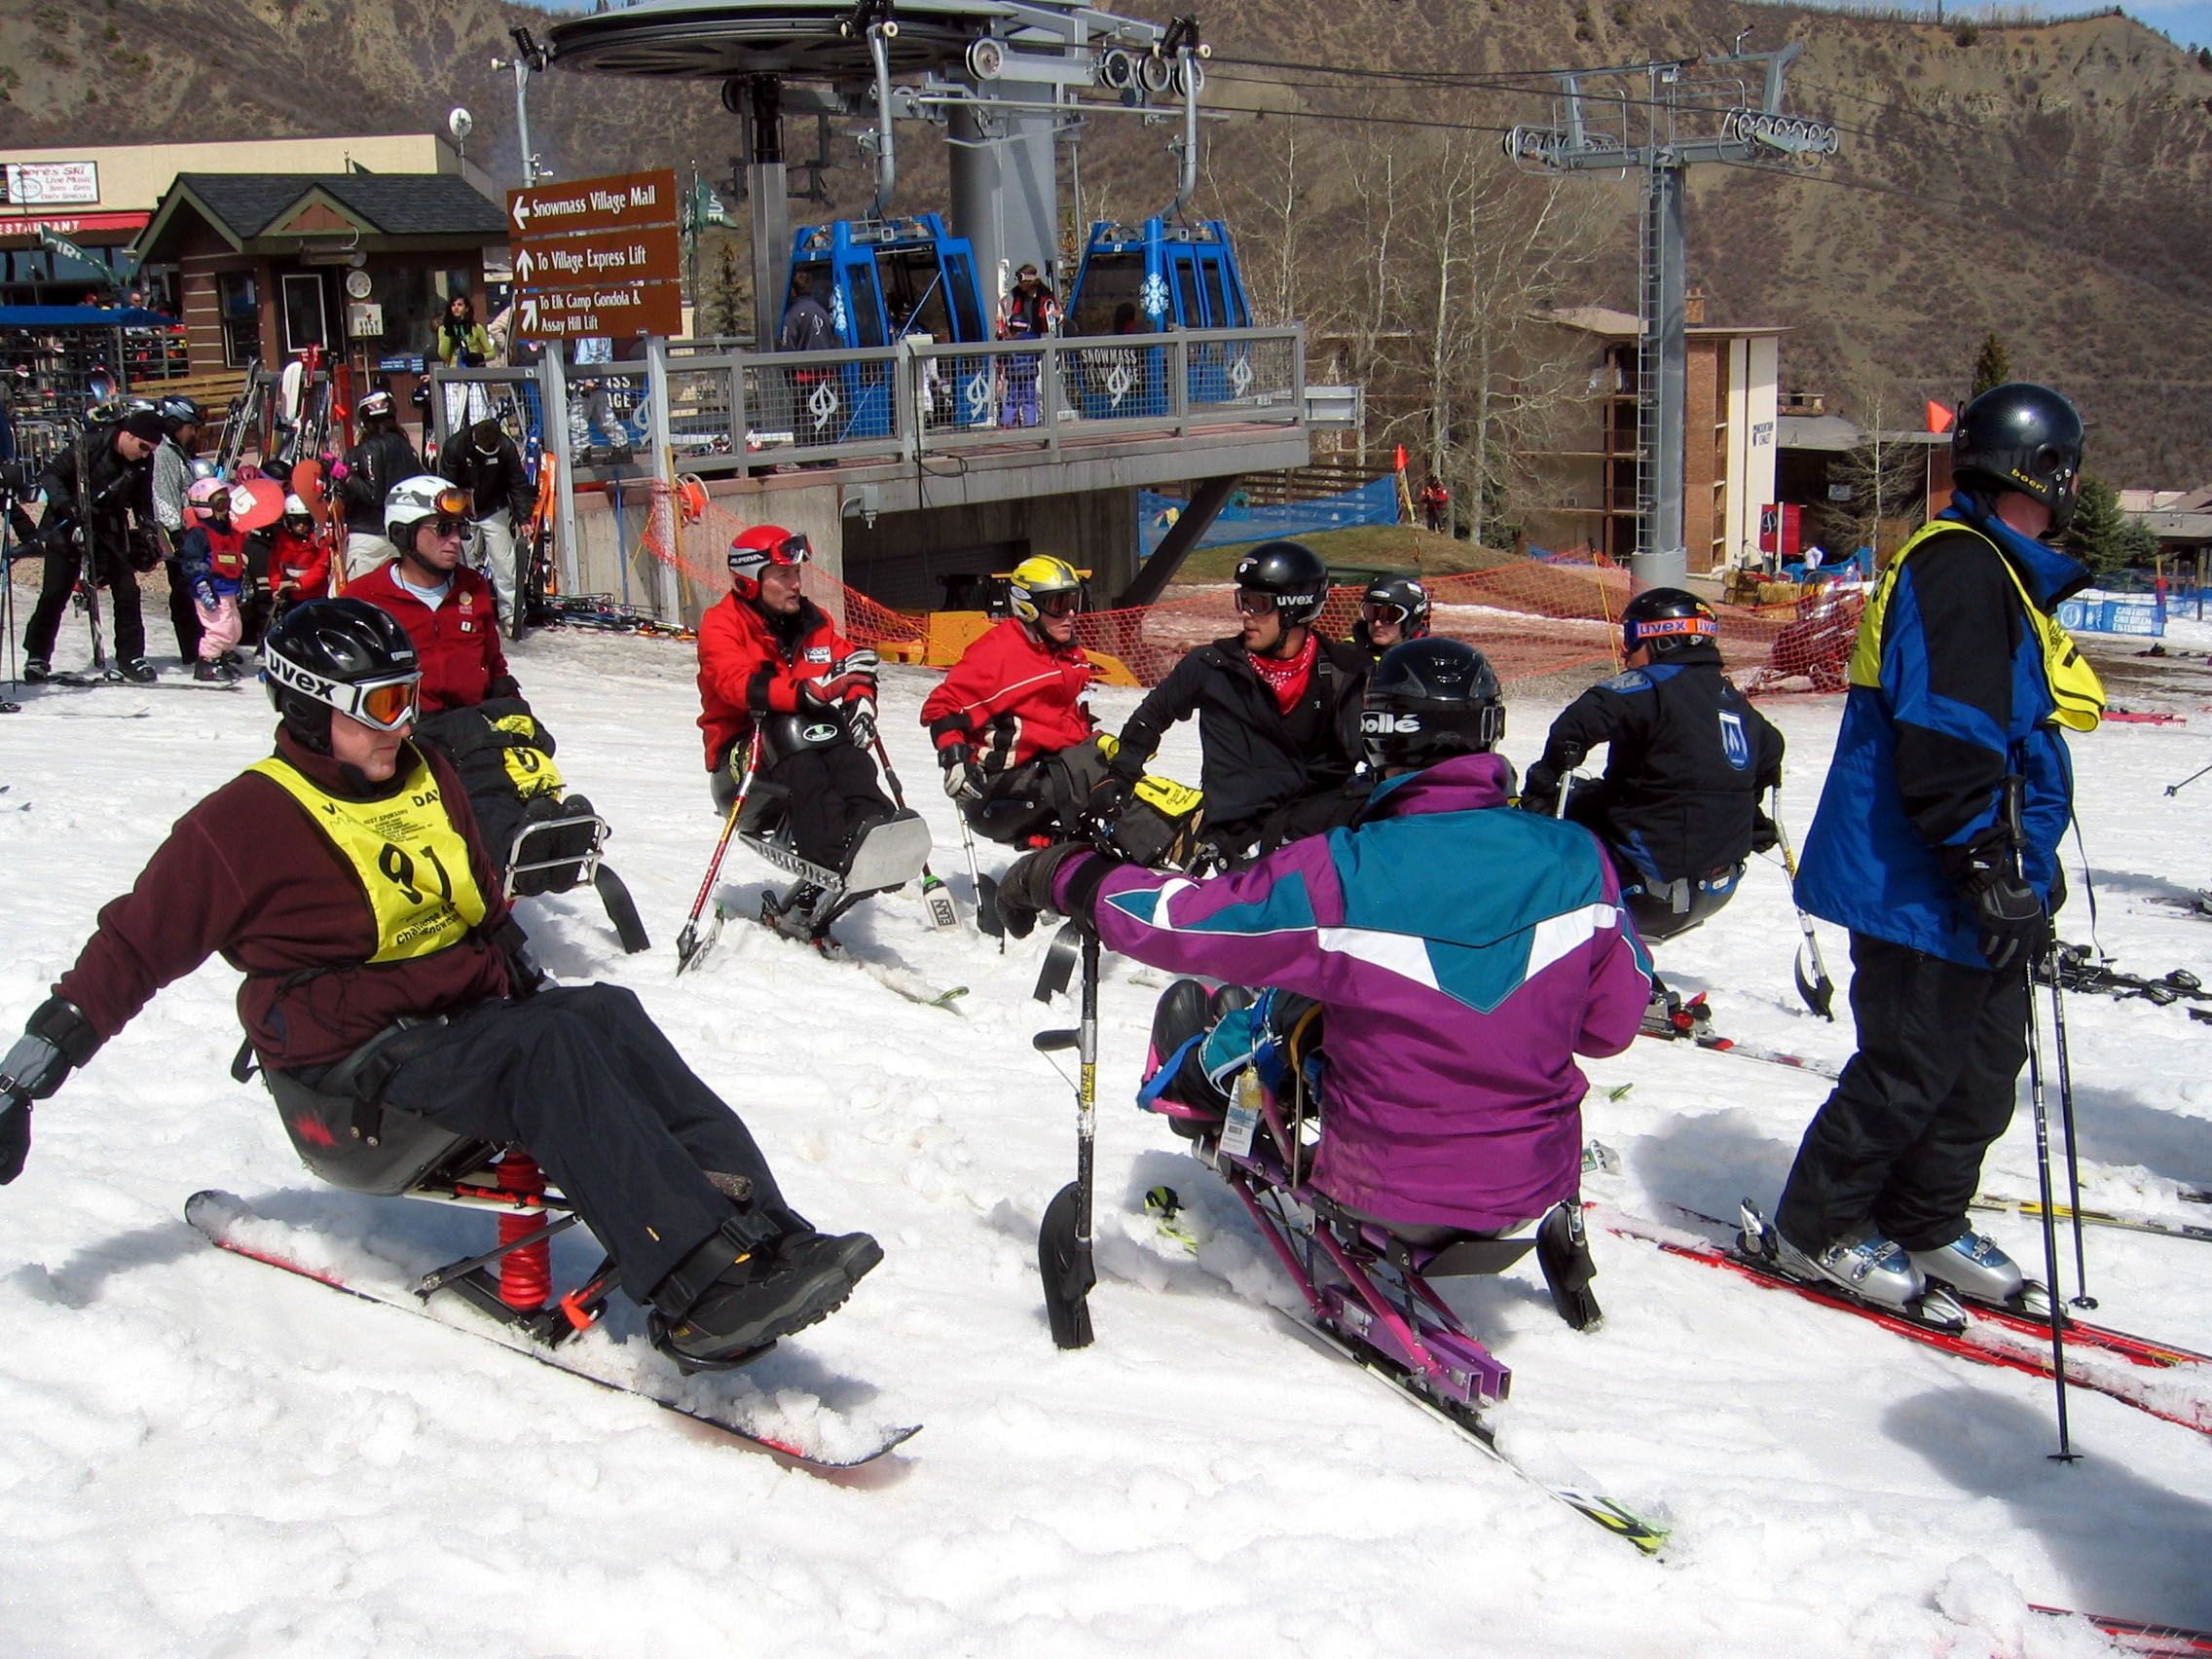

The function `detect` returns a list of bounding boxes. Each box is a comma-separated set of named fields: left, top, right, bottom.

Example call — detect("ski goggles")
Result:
left=728, top=532, right=811, bottom=575
left=1361, top=600, right=1412, bottom=627
left=1031, top=589, right=1082, bottom=617
left=1234, top=588, right=1278, bottom=616
left=266, top=654, right=423, bottom=731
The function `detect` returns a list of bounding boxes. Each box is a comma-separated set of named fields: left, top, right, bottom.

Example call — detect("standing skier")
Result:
left=998, top=639, right=1650, bottom=1321
left=1094, top=540, right=1368, bottom=862
left=0, top=598, right=880, bottom=1365
left=336, top=389, right=421, bottom=579
left=150, top=393, right=207, bottom=664
left=995, top=263, right=1060, bottom=429
left=695, top=525, right=911, bottom=946
left=438, top=416, right=535, bottom=625
left=1520, top=587, right=1785, bottom=1025
left=18, top=406, right=164, bottom=683
left=1347, top=573, right=1431, bottom=663
left=1771, top=383, right=2101, bottom=1313
left=921, top=554, right=1105, bottom=843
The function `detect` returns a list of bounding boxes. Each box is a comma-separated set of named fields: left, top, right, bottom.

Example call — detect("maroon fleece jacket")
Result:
left=55, top=730, right=513, bottom=1071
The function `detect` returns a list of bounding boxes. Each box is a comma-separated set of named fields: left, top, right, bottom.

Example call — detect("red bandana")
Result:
left=1248, top=631, right=1317, bottom=715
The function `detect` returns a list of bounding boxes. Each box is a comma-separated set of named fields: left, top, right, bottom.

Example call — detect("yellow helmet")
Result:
left=1008, top=555, right=1083, bottom=625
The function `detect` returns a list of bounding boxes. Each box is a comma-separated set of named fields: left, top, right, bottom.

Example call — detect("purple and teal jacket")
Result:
left=1064, top=753, right=1652, bottom=1234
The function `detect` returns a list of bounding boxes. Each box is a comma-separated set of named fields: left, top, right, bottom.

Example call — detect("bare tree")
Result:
left=1827, top=374, right=1929, bottom=560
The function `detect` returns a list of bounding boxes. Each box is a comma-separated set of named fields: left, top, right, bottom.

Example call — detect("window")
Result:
left=217, top=271, right=259, bottom=367
left=282, top=273, right=327, bottom=353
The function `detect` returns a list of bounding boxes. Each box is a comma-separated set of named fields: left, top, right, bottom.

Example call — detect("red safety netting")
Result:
left=642, top=484, right=1857, bottom=694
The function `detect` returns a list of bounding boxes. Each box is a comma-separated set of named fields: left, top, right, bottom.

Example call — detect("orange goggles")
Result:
left=354, top=676, right=422, bottom=729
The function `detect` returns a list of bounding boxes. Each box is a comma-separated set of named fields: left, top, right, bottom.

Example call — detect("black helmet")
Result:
left=1359, top=574, right=1431, bottom=640
left=1360, top=638, right=1504, bottom=770
left=1622, top=587, right=1719, bottom=659
left=1233, top=540, right=1330, bottom=628
left=1952, top=382, right=2083, bottom=534
left=158, top=394, right=203, bottom=436
left=263, top=598, right=422, bottom=756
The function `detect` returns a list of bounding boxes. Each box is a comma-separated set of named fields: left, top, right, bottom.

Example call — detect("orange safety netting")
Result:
left=642, top=482, right=1858, bottom=694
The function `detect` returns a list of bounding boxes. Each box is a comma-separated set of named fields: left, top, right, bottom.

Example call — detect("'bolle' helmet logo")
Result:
left=1361, top=710, right=1423, bottom=735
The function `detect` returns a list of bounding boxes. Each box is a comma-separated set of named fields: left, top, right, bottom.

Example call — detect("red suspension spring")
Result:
left=497, top=1152, right=552, bottom=1310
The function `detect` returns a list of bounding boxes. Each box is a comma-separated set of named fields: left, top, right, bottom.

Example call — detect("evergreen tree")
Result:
left=706, top=241, right=750, bottom=340
left=1969, top=332, right=2011, bottom=399
left=2062, top=473, right=2129, bottom=574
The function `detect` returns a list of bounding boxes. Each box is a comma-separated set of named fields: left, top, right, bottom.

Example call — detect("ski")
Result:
left=1597, top=1206, right=2212, bottom=1438
left=1272, top=1309, right=1670, bottom=1556
left=185, top=1191, right=919, bottom=1473
left=1638, top=1022, right=1842, bottom=1079
left=2031, top=1605, right=2212, bottom=1656
left=859, top=969, right=970, bottom=1014
left=2051, top=943, right=2209, bottom=1007
left=1971, top=1194, right=2212, bottom=1246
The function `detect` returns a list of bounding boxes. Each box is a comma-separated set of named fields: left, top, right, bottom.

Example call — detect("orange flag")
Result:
left=1394, top=444, right=1408, bottom=473
left=1926, top=399, right=1955, bottom=434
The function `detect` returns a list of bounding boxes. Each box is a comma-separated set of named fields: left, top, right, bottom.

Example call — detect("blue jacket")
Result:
left=1071, top=753, right=1652, bottom=1233
left=1794, top=498, right=2090, bottom=966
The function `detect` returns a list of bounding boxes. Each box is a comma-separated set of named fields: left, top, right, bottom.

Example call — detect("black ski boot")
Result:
left=118, top=657, right=157, bottom=684
left=649, top=1222, right=882, bottom=1371
left=22, top=657, right=51, bottom=684
left=193, top=658, right=238, bottom=684
left=761, top=882, right=845, bottom=957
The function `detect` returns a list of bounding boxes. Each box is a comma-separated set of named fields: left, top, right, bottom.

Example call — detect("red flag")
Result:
left=1394, top=444, right=1408, bottom=474
left=1926, top=399, right=1955, bottom=434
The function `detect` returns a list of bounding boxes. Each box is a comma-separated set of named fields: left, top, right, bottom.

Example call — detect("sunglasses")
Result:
left=1034, top=590, right=1081, bottom=617
left=1362, top=601, right=1410, bottom=626
left=429, top=515, right=470, bottom=539
left=1234, top=589, right=1277, bottom=617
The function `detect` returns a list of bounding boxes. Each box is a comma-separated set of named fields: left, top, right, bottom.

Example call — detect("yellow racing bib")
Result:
left=251, top=752, right=490, bottom=962
left=490, top=713, right=567, bottom=799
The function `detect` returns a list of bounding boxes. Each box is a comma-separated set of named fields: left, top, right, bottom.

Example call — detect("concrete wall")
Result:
left=843, top=488, right=1137, bottom=610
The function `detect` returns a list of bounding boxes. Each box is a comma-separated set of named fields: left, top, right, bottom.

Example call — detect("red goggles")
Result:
left=1033, top=590, right=1082, bottom=617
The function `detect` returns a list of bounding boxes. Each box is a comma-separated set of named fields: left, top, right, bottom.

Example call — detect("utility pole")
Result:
left=1508, top=45, right=1836, bottom=587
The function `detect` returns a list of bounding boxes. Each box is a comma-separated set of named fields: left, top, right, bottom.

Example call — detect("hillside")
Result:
left=6, top=0, right=2210, bottom=482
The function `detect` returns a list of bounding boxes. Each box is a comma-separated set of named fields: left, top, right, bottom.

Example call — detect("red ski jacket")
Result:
left=347, top=561, right=514, bottom=715
left=920, top=617, right=1095, bottom=770
left=267, top=528, right=331, bottom=602
left=695, top=592, right=860, bottom=769
left=55, top=731, right=513, bottom=1071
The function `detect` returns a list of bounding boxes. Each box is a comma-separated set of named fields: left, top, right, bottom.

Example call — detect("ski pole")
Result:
left=2164, top=758, right=2212, bottom=797
left=2045, top=949, right=2096, bottom=1310
left=1769, top=789, right=1836, bottom=1021
left=2012, top=805, right=2079, bottom=1461
left=954, top=805, right=1004, bottom=949
left=675, top=731, right=760, bottom=975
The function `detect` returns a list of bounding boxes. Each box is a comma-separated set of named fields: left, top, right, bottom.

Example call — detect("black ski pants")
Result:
left=164, top=561, right=203, bottom=662
left=1777, top=933, right=2029, bottom=1254
left=967, top=741, right=1109, bottom=846
left=377, top=984, right=805, bottom=1303
left=22, top=538, right=144, bottom=665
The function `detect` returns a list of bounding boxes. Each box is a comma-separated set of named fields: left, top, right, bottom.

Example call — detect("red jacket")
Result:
left=268, top=528, right=331, bottom=601
left=55, top=732, right=512, bottom=1072
left=348, top=561, right=512, bottom=715
left=920, top=617, right=1095, bottom=770
left=696, top=592, right=858, bottom=769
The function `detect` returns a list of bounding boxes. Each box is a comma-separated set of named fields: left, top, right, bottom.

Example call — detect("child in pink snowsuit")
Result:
left=179, top=477, right=247, bottom=682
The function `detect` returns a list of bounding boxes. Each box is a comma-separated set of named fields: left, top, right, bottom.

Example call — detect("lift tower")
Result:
left=1508, top=47, right=1836, bottom=587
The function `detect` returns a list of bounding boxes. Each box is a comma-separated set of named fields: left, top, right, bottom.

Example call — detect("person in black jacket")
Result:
left=1522, top=587, right=1785, bottom=953
left=19, top=408, right=163, bottom=682
left=1096, top=540, right=1369, bottom=862
left=336, top=389, right=422, bottom=579
left=438, top=417, right=535, bottom=625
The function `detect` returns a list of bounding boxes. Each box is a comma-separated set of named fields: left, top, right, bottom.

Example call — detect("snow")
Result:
left=1, top=626, right=2208, bottom=1657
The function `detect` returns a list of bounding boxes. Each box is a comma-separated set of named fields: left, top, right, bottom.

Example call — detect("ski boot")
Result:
left=1739, top=1201, right=1965, bottom=1328
left=1143, top=978, right=1233, bottom=1140
left=1640, top=982, right=1714, bottom=1040
left=118, top=657, right=157, bottom=684
left=647, top=1223, right=883, bottom=1373
left=1908, top=1231, right=2046, bottom=1315
left=193, top=658, right=238, bottom=683
left=1534, top=1200, right=1603, bottom=1331
left=21, top=657, right=51, bottom=684
left=761, top=881, right=844, bottom=958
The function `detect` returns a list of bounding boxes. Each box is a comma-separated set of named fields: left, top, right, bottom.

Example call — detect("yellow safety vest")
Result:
left=490, top=713, right=567, bottom=800
left=1848, top=520, right=2104, bottom=734
left=250, top=752, right=491, bottom=962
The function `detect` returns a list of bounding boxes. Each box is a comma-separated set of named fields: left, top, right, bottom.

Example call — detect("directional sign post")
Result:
left=508, top=168, right=682, bottom=340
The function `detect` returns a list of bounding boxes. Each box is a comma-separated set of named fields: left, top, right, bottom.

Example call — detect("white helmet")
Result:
left=385, top=473, right=470, bottom=547
left=357, top=388, right=396, bottom=423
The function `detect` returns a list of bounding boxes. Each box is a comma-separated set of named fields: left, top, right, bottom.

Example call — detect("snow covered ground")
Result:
left=0, top=624, right=2207, bottom=1657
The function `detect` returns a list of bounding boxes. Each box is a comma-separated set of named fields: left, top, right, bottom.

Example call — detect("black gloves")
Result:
left=0, top=996, right=100, bottom=1185
left=1518, top=763, right=1561, bottom=815
left=940, top=742, right=986, bottom=803
left=1086, top=771, right=1135, bottom=828
left=1751, top=810, right=1781, bottom=855
left=996, top=843, right=1117, bottom=940
left=1958, top=859, right=2049, bottom=974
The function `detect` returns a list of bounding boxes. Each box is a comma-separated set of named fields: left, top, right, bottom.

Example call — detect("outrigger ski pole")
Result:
left=674, top=730, right=761, bottom=975
left=956, top=807, right=1004, bottom=948
left=2164, top=758, right=2212, bottom=797
left=1767, top=788, right=1836, bottom=1021
left=1032, top=920, right=1097, bottom=1348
